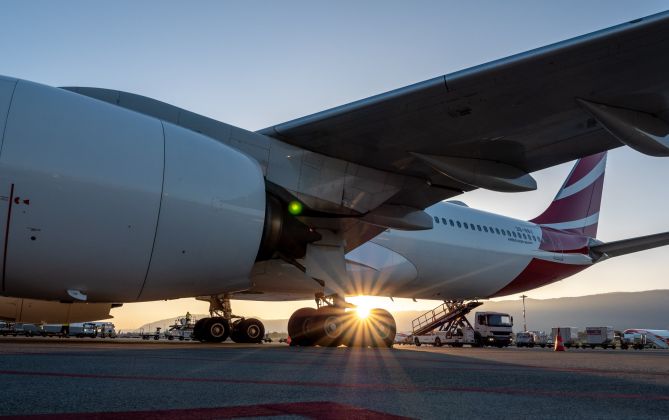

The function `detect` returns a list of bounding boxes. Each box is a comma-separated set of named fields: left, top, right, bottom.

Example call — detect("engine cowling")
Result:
left=0, top=76, right=266, bottom=302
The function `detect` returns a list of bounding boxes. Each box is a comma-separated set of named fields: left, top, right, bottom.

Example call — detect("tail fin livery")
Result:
left=530, top=152, right=607, bottom=237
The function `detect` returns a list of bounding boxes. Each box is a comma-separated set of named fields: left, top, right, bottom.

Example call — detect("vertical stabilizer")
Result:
left=530, top=152, right=607, bottom=237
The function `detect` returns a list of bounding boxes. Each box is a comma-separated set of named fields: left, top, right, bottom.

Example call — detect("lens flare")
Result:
left=356, top=306, right=371, bottom=319
left=287, top=200, right=303, bottom=215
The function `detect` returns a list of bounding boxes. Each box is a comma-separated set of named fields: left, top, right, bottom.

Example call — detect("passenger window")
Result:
left=434, top=216, right=440, bottom=224
left=442, top=218, right=447, bottom=225
left=477, top=225, right=482, bottom=231
left=464, top=222, right=469, bottom=229
left=483, top=226, right=488, bottom=233
left=489, top=226, right=494, bottom=233
left=456, top=221, right=462, bottom=228
left=512, top=232, right=517, bottom=238
left=495, top=228, right=500, bottom=235
left=449, top=220, right=454, bottom=227
left=501, top=230, right=506, bottom=236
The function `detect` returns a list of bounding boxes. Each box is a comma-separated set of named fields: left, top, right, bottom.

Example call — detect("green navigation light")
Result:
left=288, top=200, right=303, bottom=216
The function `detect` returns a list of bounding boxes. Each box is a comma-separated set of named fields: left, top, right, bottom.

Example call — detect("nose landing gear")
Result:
left=287, top=294, right=396, bottom=347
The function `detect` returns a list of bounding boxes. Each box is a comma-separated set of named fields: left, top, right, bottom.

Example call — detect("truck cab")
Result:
left=474, top=312, right=513, bottom=347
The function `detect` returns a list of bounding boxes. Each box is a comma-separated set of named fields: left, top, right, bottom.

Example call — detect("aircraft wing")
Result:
left=590, top=232, right=669, bottom=260
left=258, top=11, right=669, bottom=196
left=65, top=12, right=669, bottom=253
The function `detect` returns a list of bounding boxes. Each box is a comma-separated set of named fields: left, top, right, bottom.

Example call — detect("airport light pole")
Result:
left=519, top=294, right=528, bottom=332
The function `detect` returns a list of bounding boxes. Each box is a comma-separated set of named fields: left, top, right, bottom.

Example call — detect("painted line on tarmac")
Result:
left=0, top=401, right=411, bottom=419
left=0, top=369, right=668, bottom=402
left=3, top=350, right=668, bottom=378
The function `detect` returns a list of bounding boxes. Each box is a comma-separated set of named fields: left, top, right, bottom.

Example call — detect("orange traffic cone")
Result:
left=554, top=334, right=566, bottom=351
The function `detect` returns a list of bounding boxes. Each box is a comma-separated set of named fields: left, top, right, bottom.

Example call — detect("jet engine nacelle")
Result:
left=0, top=76, right=266, bottom=302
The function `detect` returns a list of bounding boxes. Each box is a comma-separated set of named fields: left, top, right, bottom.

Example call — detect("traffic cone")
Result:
left=554, top=334, right=566, bottom=351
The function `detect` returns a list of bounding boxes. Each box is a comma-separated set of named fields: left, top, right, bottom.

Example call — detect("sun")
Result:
left=355, top=306, right=371, bottom=319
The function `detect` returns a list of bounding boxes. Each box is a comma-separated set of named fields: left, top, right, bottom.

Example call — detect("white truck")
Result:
left=413, top=311, right=513, bottom=348
left=515, top=331, right=549, bottom=348
left=584, top=326, right=616, bottom=349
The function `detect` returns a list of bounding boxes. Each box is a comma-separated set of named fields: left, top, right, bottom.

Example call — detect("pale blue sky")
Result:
left=2, top=2, right=668, bottom=327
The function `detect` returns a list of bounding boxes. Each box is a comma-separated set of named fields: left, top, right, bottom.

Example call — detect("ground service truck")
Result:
left=412, top=304, right=513, bottom=348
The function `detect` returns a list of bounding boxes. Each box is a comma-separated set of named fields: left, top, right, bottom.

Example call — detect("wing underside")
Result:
left=258, top=12, right=669, bottom=192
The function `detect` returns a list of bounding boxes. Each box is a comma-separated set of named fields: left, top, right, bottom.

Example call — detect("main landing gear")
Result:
left=287, top=293, right=396, bottom=348
left=191, top=294, right=265, bottom=344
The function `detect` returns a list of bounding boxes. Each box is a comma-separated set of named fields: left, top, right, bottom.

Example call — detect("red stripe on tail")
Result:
left=530, top=152, right=606, bottom=238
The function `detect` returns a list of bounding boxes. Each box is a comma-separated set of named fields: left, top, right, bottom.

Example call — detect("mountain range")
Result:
left=132, top=289, right=669, bottom=334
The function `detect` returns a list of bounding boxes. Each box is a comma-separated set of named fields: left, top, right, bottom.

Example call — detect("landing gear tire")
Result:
left=287, top=307, right=318, bottom=346
left=367, top=308, right=396, bottom=348
left=312, top=307, right=347, bottom=347
left=192, top=318, right=207, bottom=342
left=231, top=318, right=265, bottom=343
left=434, top=337, right=442, bottom=347
left=203, top=317, right=230, bottom=343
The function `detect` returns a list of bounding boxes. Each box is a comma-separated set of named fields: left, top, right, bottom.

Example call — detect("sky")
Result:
left=2, top=1, right=668, bottom=329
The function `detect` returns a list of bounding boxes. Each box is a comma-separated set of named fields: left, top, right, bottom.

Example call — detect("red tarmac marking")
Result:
left=0, top=401, right=410, bottom=419
left=0, top=369, right=668, bottom=402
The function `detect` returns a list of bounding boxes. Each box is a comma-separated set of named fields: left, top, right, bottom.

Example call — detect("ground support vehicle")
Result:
left=622, top=329, right=669, bottom=349
left=0, top=321, right=27, bottom=336
left=410, top=301, right=513, bottom=348
left=141, top=327, right=162, bottom=340
left=622, top=332, right=647, bottom=349
left=472, top=312, right=514, bottom=347
left=394, top=333, right=411, bottom=345
left=413, top=327, right=475, bottom=347
left=96, top=322, right=117, bottom=338
left=515, top=332, right=536, bottom=348
left=165, top=316, right=195, bottom=341
left=585, top=326, right=616, bottom=349
left=72, top=323, right=98, bottom=338
left=529, top=331, right=549, bottom=348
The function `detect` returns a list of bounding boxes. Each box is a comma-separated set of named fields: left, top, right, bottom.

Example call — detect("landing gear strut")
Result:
left=192, top=294, right=265, bottom=344
left=287, top=293, right=396, bottom=348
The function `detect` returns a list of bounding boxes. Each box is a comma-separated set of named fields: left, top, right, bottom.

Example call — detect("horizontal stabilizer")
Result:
left=590, top=231, right=669, bottom=260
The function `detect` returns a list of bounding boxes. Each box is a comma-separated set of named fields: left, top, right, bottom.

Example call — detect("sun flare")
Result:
left=355, top=306, right=371, bottom=319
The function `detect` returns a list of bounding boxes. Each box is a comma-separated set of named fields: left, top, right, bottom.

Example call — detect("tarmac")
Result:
left=0, top=337, right=668, bottom=419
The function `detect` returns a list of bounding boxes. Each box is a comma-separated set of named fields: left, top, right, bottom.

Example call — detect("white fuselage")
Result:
left=344, top=202, right=593, bottom=300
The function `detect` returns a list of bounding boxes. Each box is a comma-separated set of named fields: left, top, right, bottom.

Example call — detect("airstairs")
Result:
left=411, top=301, right=483, bottom=336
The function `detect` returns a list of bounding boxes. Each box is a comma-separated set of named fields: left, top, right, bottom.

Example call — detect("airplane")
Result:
left=1, top=11, right=669, bottom=347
